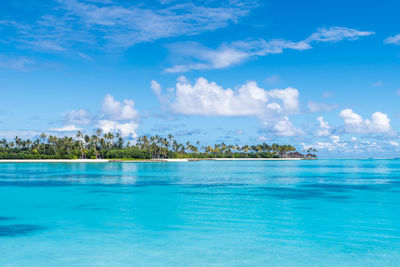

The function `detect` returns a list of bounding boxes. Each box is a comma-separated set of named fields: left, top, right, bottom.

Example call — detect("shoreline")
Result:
left=0, top=158, right=397, bottom=163
left=1, top=158, right=398, bottom=163
left=0, top=159, right=110, bottom=163
left=0, top=158, right=309, bottom=163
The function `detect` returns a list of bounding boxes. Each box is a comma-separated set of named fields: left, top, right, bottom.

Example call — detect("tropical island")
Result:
left=0, top=130, right=317, bottom=160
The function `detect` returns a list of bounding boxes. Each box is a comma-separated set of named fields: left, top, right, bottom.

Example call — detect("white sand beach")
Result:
left=124, top=158, right=306, bottom=162
left=0, top=158, right=310, bottom=163
left=211, top=158, right=303, bottom=161
left=0, top=159, right=110, bottom=163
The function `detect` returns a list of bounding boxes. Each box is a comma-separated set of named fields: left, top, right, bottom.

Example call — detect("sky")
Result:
left=1, top=0, right=400, bottom=158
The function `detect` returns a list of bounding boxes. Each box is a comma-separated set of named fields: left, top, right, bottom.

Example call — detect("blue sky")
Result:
left=1, top=0, right=400, bottom=157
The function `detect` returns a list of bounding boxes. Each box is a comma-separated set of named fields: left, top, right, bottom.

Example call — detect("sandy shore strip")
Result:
left=211, top=158, right=303, bottom=161
left=0, top=158, right=309, bottom=163
left=123, top=158, right=306, bottom=162
left=0, top=159, right=110, bottom=163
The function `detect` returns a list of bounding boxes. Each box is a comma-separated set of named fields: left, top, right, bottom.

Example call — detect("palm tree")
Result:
left=48, top=135, right=59, bottom=155
left=14, top=136, right=22, bottom=149
left=26, top=139, right=32, bottom=150
left=40, top=133, right=47, bottom=154
left=0, top=130, right=306, bottom=161
left=76, top=131, right=85, bottom=159
left=0, top=138, right=8, bottom=149
left=186, top=141, right=191, bottom=153
left=65, top=137, right=73, bottom=155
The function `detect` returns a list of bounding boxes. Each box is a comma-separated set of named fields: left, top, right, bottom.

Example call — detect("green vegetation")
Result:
left=0, top=130, right=316, bottom=159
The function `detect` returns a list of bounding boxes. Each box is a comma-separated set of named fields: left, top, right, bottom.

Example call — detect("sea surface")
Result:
left=1, top=160, right=400, bottom=266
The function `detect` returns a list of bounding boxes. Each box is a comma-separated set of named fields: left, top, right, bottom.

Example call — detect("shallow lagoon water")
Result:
left=1, top=160, right=400, bottom=266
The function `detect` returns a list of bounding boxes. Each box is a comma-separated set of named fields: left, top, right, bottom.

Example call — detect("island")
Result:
left=0, top=130, right=317, bottom=160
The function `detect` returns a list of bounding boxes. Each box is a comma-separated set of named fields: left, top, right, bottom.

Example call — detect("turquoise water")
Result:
left=1, top=160, right=400, bottom=266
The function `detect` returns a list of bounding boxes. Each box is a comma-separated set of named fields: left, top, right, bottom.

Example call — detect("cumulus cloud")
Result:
left=101, top=94, right=138, bottom=121
left=95, top=94, right=140, bottom=138
left=268, top=88, right=299, bottom=113
left=316, top=116, right=331, bottom=136
left=0, top=130, right=41, bottom=139
left=389, top=141, right=399, bottom=147
left=152, top=77, right=302, bottom=136
left=257, top=135, right=268, bottom=141
left=97, top=120, right=138, bottom=138
left=165, top=26, right=374, bottom=72
left=155, top=77, right=299, bottom=116
left=302, top=135, right=400, bottom=155
left=304, top=135, right=346, bottom=152
left=63, top=109, right=92, bottom=125
left=49, top=125, right=83, bottom=132
left=265, top=116, right=300, bottom=137
left=56, top=94, right=140, bottom=138
left=339, top=109, right=392, bottom=134
left=384, top=33, right=400, bottom=45
left=330, top=135, right=346, bottom=148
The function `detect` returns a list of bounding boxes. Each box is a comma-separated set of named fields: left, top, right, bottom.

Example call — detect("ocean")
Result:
left=1, top=160, right=400, bottom=266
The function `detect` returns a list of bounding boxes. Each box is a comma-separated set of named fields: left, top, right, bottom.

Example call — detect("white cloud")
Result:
left=266, top=116, right=300, bottom=137
left=152, top=77, right=302, bottom=136
left=268, top=88, right=299, bottom=113
left=316, top=116, right=331, bottom=136
left=165, top=26, right=374, bottom=72
left=2, top=0, right=256, bottom=52
left=330, top=135, right=346, bottom=148
left=53, top=94, right=140, bottom=139
left=98, top=120, right=138, bottom=138
left=165, top=78, right=267, bottom=116
left=339, top=109, right=392, bottom=134
left=151, top=80, right=174, bottom=108
left=306, top=27, right=374, bottom=42
left=257, top=136, right=268, bottom=141
left=308, top=101, right=338, bottom=112
left=384, top=33, right=400, bottom=45
left=151, top=80, right=162, bottom=97
left=49, top=125, right=82, bottom=132
left=101, top=94, right=138, bottom=121
left=164, top=42, right=250, bottom=72
left=304, top=135, right=347, bottom=152
left=153, top=77, right=299, bottom=116
left=0, top=55, right=34, bottom=71
left=313, top=135, right=346, bottom=151
left=303, top=135, right=400, bottom=155
left=302, top=135, right=347, bottom=152
left=63, top=109, right=92, bottom=125
left=389, top=141, right=399, bottom=147
left=0, top=130, right=41, bottom=139
left=97, top=94, right=140, bottom=138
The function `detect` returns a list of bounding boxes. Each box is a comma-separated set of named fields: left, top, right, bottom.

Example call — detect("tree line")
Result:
left=0, top=130, right=317, bottom=159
